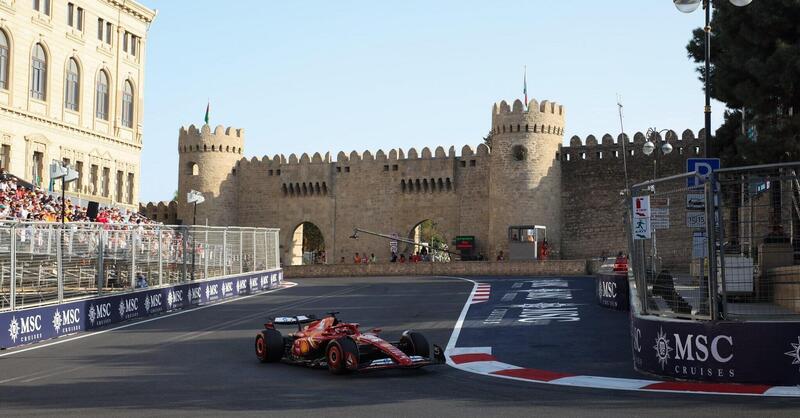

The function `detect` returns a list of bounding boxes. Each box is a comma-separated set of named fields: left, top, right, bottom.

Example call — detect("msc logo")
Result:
left=52, top=308, right=81, bottom=334
left=144, top=293, right=162, bottom=312
left=88, top=302, right=112, bottom=326
left=250, top=277, right=259, bottom=290
left=167, top=289, right=183, bottom=307
left=599, top=281, right=617, bottom=299
left=222, top=282, right=233, bottom=296
left=119, top=297, right=139, bottom=318
left=237, top=279, right=247, bottom=293
left=674, top=333, right=733, bottom=363
left=188, top=286, right=202, bottom=303
left=206, top=284, right=219, bottom=300
left=260, top=275, right=269, bottom=288
left=8, top=314, right=43, bottom=343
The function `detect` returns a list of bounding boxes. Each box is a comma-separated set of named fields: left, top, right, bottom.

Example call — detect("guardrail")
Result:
left=0, top=268, right=283, bottom=349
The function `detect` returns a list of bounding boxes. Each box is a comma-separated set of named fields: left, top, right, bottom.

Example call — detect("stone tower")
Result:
left=488, top=98, right=566, bottom=256
left=177, top=124, right=244, bottom=226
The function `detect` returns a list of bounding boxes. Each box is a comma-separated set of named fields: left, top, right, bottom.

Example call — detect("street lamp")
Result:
left=187, top=190, right=205, bottom=280
left=643, top=128, right=674, bottom=181
left=672, top=0, right=754, bottom=157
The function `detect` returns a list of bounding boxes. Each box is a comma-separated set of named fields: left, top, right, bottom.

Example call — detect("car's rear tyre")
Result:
left=255, top=329, right=283, bottom=363
left=327, top=337, right=359, bottom=374
left=399, top=330, right=430, bottom=358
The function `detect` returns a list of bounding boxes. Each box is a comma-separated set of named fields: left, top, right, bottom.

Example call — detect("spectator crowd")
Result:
left=0, top=173, right=153, bottom=225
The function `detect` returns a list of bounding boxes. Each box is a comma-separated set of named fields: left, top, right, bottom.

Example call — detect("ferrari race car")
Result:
left=254, top=312, right=445, bottom=374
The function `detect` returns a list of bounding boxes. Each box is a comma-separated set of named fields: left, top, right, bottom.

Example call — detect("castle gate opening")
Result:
left=406, top=219, right=450, bottom=261
left=290, top=222, right=326, bottom=265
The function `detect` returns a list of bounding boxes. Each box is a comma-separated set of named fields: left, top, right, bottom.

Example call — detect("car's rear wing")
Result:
left=267, top=315, right=317, bottom=331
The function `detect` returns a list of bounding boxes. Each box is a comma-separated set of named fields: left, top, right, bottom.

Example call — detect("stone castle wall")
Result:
left=150, top=97, right=707, bottom=265
left=559, top=129, right=706, bottom=260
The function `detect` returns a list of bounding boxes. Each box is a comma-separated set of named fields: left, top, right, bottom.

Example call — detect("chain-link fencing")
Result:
left=628, top=161, right=800, bottom=321
left=0, top=222, right=280, bottom=312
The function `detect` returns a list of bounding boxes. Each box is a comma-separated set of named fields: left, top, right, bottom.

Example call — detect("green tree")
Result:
left=686, top=0, right=800, bottom=164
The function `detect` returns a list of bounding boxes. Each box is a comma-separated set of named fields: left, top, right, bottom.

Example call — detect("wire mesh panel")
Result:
left=0, top=227, right=12, bottom=310
left=0, top=222, right=279, bottom=312
left=630, top=174, right=712, bottom=320
left=266, top=229, right=279, bottom=269
left=61, top=225, right=101, bottom=301
left=716, top=163, right=800, bottom=319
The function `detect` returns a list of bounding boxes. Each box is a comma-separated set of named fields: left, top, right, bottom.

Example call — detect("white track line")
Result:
left=0, top=282, right=297, bottom=358
left=438, top=276, right=800, bottom=398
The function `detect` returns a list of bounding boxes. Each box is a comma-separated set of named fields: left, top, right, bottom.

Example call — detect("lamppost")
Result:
left=673, top=0, right=754, bottom=157
left=187, top=190, right=205, bottom=280
left=642, top=129, right=673, bottom=273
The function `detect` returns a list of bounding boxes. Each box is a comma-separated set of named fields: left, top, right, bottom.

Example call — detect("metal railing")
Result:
left=0, top=222, right=280, bottom=312
left=627, top=162, right=800, bottom=321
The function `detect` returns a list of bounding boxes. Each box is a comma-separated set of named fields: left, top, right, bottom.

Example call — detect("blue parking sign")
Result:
left=687, top=158, right=720, bottom=187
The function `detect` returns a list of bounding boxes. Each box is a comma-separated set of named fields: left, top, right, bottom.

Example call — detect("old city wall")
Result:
left=559, top=129, right=707, bottom=260
left=234, top=145, right=491, bottom=264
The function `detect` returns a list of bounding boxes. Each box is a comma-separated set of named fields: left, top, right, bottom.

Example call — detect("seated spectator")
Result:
left=136, top=273, right=148, bottom=289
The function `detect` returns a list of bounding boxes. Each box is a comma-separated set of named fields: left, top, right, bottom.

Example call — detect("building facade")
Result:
left=0, top=0, right=155, bottom=208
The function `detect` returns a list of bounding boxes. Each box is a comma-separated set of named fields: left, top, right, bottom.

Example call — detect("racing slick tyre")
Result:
left=326, top=337, right=359, bottom=374
left=255, top=329, right=284, bottom=363
left=399, top=330, right=430, bottom=358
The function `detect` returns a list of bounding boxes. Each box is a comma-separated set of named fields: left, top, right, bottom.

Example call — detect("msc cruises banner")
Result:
left=1, top=269, right=283, bottom=349
left=596, top=273, right=629, bottom=311
left=631, top=314, right=800, bottom=385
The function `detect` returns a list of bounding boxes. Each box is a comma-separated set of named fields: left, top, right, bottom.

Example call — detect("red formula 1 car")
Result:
left=254, top=312, right=445, bottom=374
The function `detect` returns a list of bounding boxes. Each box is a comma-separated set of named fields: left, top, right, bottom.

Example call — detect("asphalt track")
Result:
left=0, top=275, right=798, bottom=417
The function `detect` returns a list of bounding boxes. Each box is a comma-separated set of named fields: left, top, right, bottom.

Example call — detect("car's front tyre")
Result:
left=327, top=337, right=359, bottom=374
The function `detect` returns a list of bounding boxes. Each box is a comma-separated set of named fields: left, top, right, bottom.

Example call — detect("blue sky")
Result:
left=140, top=0, right=724, bottom=202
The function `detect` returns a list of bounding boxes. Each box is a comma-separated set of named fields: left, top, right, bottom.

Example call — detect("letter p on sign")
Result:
left=687, top=158, right=720, bottom=188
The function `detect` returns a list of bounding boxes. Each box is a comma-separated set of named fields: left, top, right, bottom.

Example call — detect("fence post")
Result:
left=239, top=229, right=243, bottom=273
left=130, top=230, right=136, bottom=290
left=204, top=228, right=209, bottom=280
left=10, top=224, right=16, bottom=311
left=252, top=229, right=257, bottom=272
left=96, top=229, right=105, bottom=295
left=181, top=226, right=188, bottom=282
left=264, top=231, right=269, bottom=270
left=274, top=231, right=279, bottom=270
left=705, top=179, right=719, bottom=320
left=57, top=227, right=64, bottom=304
left=157, top=227, right=163, bottom=286
left=223, top=229, right=228, bottom=276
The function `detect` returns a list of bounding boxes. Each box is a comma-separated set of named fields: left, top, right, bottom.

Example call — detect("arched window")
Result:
left=187, top=162, right=199, bottom=176
left=121, top=80, right=134, bottom=128
left=30, top=43, right=47, bottom=100
left=512, top=145, right=528, bottom=161
left=65, top=58, right=80, bottom=111
left=95, top=70, right=109, bottom=120
left=0, top=30, right=9, bottom=90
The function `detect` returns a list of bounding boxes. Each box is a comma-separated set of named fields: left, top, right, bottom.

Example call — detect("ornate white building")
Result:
left=0, top=0, right=155, bottom=207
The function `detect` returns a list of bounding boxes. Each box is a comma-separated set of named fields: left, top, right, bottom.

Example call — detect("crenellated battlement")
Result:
left=234, top=144, right=489, bottom=171
left=491, top=97, right=566, bottom=137
left=179, top=123, right=245, bottom=155
left=558, top=128, right=707, bottom=162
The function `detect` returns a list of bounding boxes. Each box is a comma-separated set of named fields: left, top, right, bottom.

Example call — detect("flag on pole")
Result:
left=523, top=66, right=528, bottom=108
left=204, top=102, right=210, bottom=125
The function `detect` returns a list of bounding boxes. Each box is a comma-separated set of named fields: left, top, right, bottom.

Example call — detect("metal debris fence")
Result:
left=627, top=162, right=800, bottom=321
left=0, top=222, right=279, bottom=312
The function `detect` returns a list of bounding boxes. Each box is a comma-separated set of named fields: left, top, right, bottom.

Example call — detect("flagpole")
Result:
left=523, top=65, right=528, bottom=110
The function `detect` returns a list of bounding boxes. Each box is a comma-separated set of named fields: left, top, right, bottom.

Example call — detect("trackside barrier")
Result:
left=0, top=268, right=283, bottom=349
left=627, top=162, right=800, bottom=386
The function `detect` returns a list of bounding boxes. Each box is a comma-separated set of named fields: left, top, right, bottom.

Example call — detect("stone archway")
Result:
left=405, top=219, right=449, bottom=261
left=289, top=222, right=326, bottom=265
